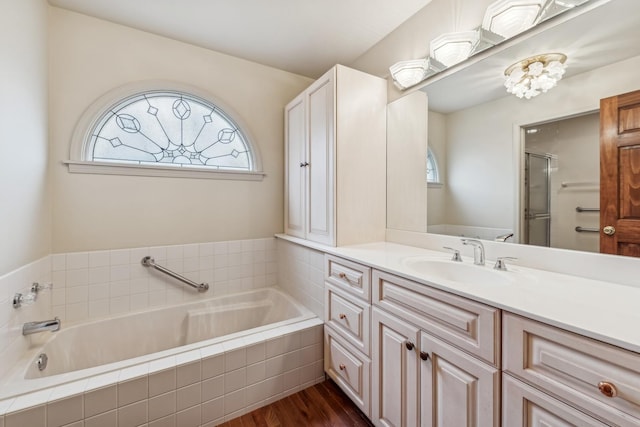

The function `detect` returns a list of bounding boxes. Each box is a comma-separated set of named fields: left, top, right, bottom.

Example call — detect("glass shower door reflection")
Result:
left=525, top=153, right=551, bottom=247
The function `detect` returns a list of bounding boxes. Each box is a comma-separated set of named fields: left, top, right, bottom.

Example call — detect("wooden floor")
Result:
left=219, top=380, right=374, bottom=427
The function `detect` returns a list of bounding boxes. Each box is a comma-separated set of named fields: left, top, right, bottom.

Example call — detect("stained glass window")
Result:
left=427, top=147, right=440, bottom=183
left=87, top=91, right=254, bottom=171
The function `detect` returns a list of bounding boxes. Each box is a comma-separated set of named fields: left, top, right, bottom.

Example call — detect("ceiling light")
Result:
left=482, top=0, right=547, bottom=39
left=430, top=31, right=479, bottom=67
left=389, top=58, right=444, bottom=90
left=504, top=53, right=567, bottom=99
left=538, top=0, right=590, bottom=22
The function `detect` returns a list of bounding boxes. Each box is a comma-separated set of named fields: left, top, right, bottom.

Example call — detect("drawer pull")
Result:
left=339, top=364, right=346, bottom=371
left=338, top=272, right=347, bottom=279
left=598, top=381, right=618, bottom=398
left=339, top=313, right=347, bottom=320
left=420, top=351, right=430, bottom=361
left=405, top=341, right=415, bottom=351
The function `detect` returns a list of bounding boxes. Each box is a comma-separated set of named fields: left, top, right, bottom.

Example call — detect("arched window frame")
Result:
left=427, top=146, right=442, bottom=186
left=66, top=81, right=264, bottom=181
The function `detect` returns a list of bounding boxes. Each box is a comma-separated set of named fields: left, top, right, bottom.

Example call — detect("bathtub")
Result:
left=0, top=287, right=325, bottom=426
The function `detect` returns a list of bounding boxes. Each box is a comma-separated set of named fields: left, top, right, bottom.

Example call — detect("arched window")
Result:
left=427, top=147, right=441, bottom=184
left=67, top=84, right=263, bottom=180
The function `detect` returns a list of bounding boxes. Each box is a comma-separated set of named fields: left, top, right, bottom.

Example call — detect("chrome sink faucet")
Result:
left=461, top=239, right=485, bottom=266
left=23, top=318, right=61, bottom=336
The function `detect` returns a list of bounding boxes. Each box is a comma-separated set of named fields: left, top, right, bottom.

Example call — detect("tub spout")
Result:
left=23, top=317, right=61, bottom=336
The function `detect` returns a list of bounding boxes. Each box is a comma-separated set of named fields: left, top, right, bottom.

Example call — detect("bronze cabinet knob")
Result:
left=598, top=381, right=617, bottom=398
left=405, top=341, right=415, bottom=351
left=420, top=351, right=430, bottom=361
left=339, top=364, right=346, bottom=371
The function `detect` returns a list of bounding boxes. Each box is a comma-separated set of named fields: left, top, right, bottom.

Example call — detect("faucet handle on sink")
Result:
left=494, top=257, right=518, bottom=271
left=443, top=247, right=463, bottom=262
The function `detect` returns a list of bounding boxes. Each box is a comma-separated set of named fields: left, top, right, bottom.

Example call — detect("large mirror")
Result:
left=387, top=0, right=640, bottom=256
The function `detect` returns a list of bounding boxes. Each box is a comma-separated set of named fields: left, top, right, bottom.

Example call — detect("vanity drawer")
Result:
left=325, top=283, right=370, bottom=355
left=324, top=325, right=371, bottom=417
left=325, top=254, right=371, bottom=302
left=372, top=269, right=500, bottom=366
left=504, top=313, right=640, bottom=426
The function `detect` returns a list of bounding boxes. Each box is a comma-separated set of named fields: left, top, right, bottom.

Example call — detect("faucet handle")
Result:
left=494, top=257, right=518, bottom=271
left=443, top=246, right=463, bottom=262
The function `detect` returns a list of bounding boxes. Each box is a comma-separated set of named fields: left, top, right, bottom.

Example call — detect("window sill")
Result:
left=428, top=182, right=443, bottom=188
left=64, top=160, right=266, bottom=181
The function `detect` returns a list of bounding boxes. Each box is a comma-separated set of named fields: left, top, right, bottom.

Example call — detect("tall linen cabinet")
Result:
left=284, top=65, right=387, bottom=246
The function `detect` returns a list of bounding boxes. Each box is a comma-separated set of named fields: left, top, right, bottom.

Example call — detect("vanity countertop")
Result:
left=276, top=234, right=640, bottom=354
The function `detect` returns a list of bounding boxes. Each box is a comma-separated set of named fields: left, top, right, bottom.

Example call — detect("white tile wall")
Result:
left=277, top=239, right=325, bottom=320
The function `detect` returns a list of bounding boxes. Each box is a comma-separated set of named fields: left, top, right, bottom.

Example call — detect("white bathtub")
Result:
left=0, top=287, right=324, bottom=426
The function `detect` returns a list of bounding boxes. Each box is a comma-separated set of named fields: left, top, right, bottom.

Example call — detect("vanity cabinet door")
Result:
left=420, top=332, right=500, bottom=427
left=503, top=375, right=608, bottom=427
left=372, top=307, right=420, bottom=427
left=284, top=93, right=306, bottom=239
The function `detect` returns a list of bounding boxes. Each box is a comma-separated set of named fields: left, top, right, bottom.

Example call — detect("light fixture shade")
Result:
left=430, top=31, right=480, bottom=67
left=504, top=53, right=567, bottom=99
left=482, top=0, right=546, bottom=39
left=389, top=58, right=444, bottom=90
left=539, top=0, right=590, bottom=22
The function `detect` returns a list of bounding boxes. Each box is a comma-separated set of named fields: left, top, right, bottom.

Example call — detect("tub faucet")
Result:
left=23, top=317, right=61, bottom=336
left=461, top=239, right=485, bottom=266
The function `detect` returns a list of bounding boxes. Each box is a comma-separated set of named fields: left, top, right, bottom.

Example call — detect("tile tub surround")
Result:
left=0, top=319, right=325, bottom=427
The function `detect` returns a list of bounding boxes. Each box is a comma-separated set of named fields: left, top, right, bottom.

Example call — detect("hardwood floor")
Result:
left=219, top=380, right=374, bottom=427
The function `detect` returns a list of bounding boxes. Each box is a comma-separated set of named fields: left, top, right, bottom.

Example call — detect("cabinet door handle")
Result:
left=420, top=351, right=430, bottom=361
left=339, top=313, right=347, bottom=320
left=299, top=162, right=310, bottom=167
left=338, top=272, right=346, bottom=279
left=598, top=381, right=618, bottom=398
left=405, top=341, right=415, bottom=351
left=339, top=364, right=346, bottom=371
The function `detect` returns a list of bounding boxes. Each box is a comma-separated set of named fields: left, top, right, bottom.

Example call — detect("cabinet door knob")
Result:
left=339, top=313, right=347, bottom=320
left=405, top=341, right=415, bottom=351
left=338, top=272, right=346, bottom=279
left=603, top=226, right=616, bottom=236
left=598, top=381, right=618, bottom=398
left=339, top=364, right=346, bottom=371
left=420, top=351, right=430, bottom=361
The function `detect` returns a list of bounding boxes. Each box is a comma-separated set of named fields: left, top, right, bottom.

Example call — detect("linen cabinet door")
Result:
left=420, top=332, right=500, bottom=427
left=306, top=69, right=335, bottom=246
left=372, top=307, right=420, bottom=427
left=284, top=93, right=306, bottom=238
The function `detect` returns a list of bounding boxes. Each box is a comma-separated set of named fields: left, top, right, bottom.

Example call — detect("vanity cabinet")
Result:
left=503, top=312, right=640, bottom=426
left=284, top=65, right=387, bottom=246
left=370, top=273, right=500, bottom=427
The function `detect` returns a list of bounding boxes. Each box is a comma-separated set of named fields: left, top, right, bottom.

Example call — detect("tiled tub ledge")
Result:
left=0, top=319, right=324, bottom=427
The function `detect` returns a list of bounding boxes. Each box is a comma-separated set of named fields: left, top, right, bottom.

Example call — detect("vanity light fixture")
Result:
left=482, top=0, right=547, bottom=39
left=389, top=58, right=444, bottom=90
left=539, top=0, right=590, bottom=22
left=504, top=53, right=567, bottom=99
left=430, top=31, right=480, bottom=67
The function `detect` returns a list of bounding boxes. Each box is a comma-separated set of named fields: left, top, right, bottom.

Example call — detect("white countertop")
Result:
left=276, top=235, right=640, bottom=354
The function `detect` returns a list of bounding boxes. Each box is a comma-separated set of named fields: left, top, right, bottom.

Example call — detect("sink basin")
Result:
left=401, top=258, right=515, bottom=286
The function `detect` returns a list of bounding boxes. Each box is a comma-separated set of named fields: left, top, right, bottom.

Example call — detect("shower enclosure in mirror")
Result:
left=523, top=152, right=551, bottom=248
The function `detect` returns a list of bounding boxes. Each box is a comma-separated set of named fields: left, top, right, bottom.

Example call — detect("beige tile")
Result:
left=176, top=383, right=200, bottom=412
left=176, top=361, right=200, bottom=388
left=148, top=391, right=175, bottom=422
left=201, top=418, right=224, bottom=427
left=246, top=361, right=266, bottom=385
left=149, top=368, right=176, bottom=397
left=5, top=405, right=45, bottom=427
left=224, top=368, right=246, bottom=394
left=224, top=389, right=245, bottom=416
left=245, top=382, right=266, bottom=406
left=118, top=400, right=147, bottom=427
left=47, top=394, right=83, bottom=427
left=118, top=376, right=148, bottom=406
left=283, top=332, right=301, bottom=353
left=148, top=414, right=176, bottom=427
left=224, top=347, right=246, bottom=372
left=0, top=415, right=3, bottom=427
left=201, top=354, right=224, bottom=380
left=84, top=409, right=117, bottom=427
left=84, top=385, right=116, bottom=418
left=265, top=336, right=284, bottom=358
left=60, top=421, right=83, bottom=427
left=245, top=342, right=265, bottom=365
left=201, top=375, right=224, bottom=402
left=201, top=397, right=224, bottom=424
left=283, top=368, right=301, bottom=393
left=176, top=404, right=200, bottom=427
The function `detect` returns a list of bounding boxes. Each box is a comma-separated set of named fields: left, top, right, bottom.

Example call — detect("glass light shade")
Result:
left=504, top=53, right=567, bottom=99
left=539, top=0, right=590, bottom=22
left=389, top=58, right=444, bottom=90
left=482, top=0, right=546, bottom=39
left=430, top=31, right=480, bottom=67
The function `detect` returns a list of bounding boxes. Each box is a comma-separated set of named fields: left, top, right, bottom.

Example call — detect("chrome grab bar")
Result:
left=141, top=256, right=209, bottom=292
left=575, top=226, right=599, bottom=233
left=576, top=207, right=599, bottom=212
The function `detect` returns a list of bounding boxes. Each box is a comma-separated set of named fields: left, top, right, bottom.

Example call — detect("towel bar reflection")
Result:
left=576, top=207, right=599, bottom=212
left=575, top=226, right=599, bottom=233
left=141, top=256, right=209, bottom=292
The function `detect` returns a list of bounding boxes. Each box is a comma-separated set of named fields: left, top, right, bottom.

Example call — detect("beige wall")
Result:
left=0, top=0, right=51, bottom=275
left=49, top=7, right=312, bottom=253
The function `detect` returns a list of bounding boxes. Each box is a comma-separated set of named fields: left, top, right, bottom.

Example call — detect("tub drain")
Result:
left=37, top=353, right=48, bottom=371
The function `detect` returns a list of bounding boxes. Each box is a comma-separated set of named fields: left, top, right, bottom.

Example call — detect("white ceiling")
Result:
left=48, top=0, right=432, bottom=78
